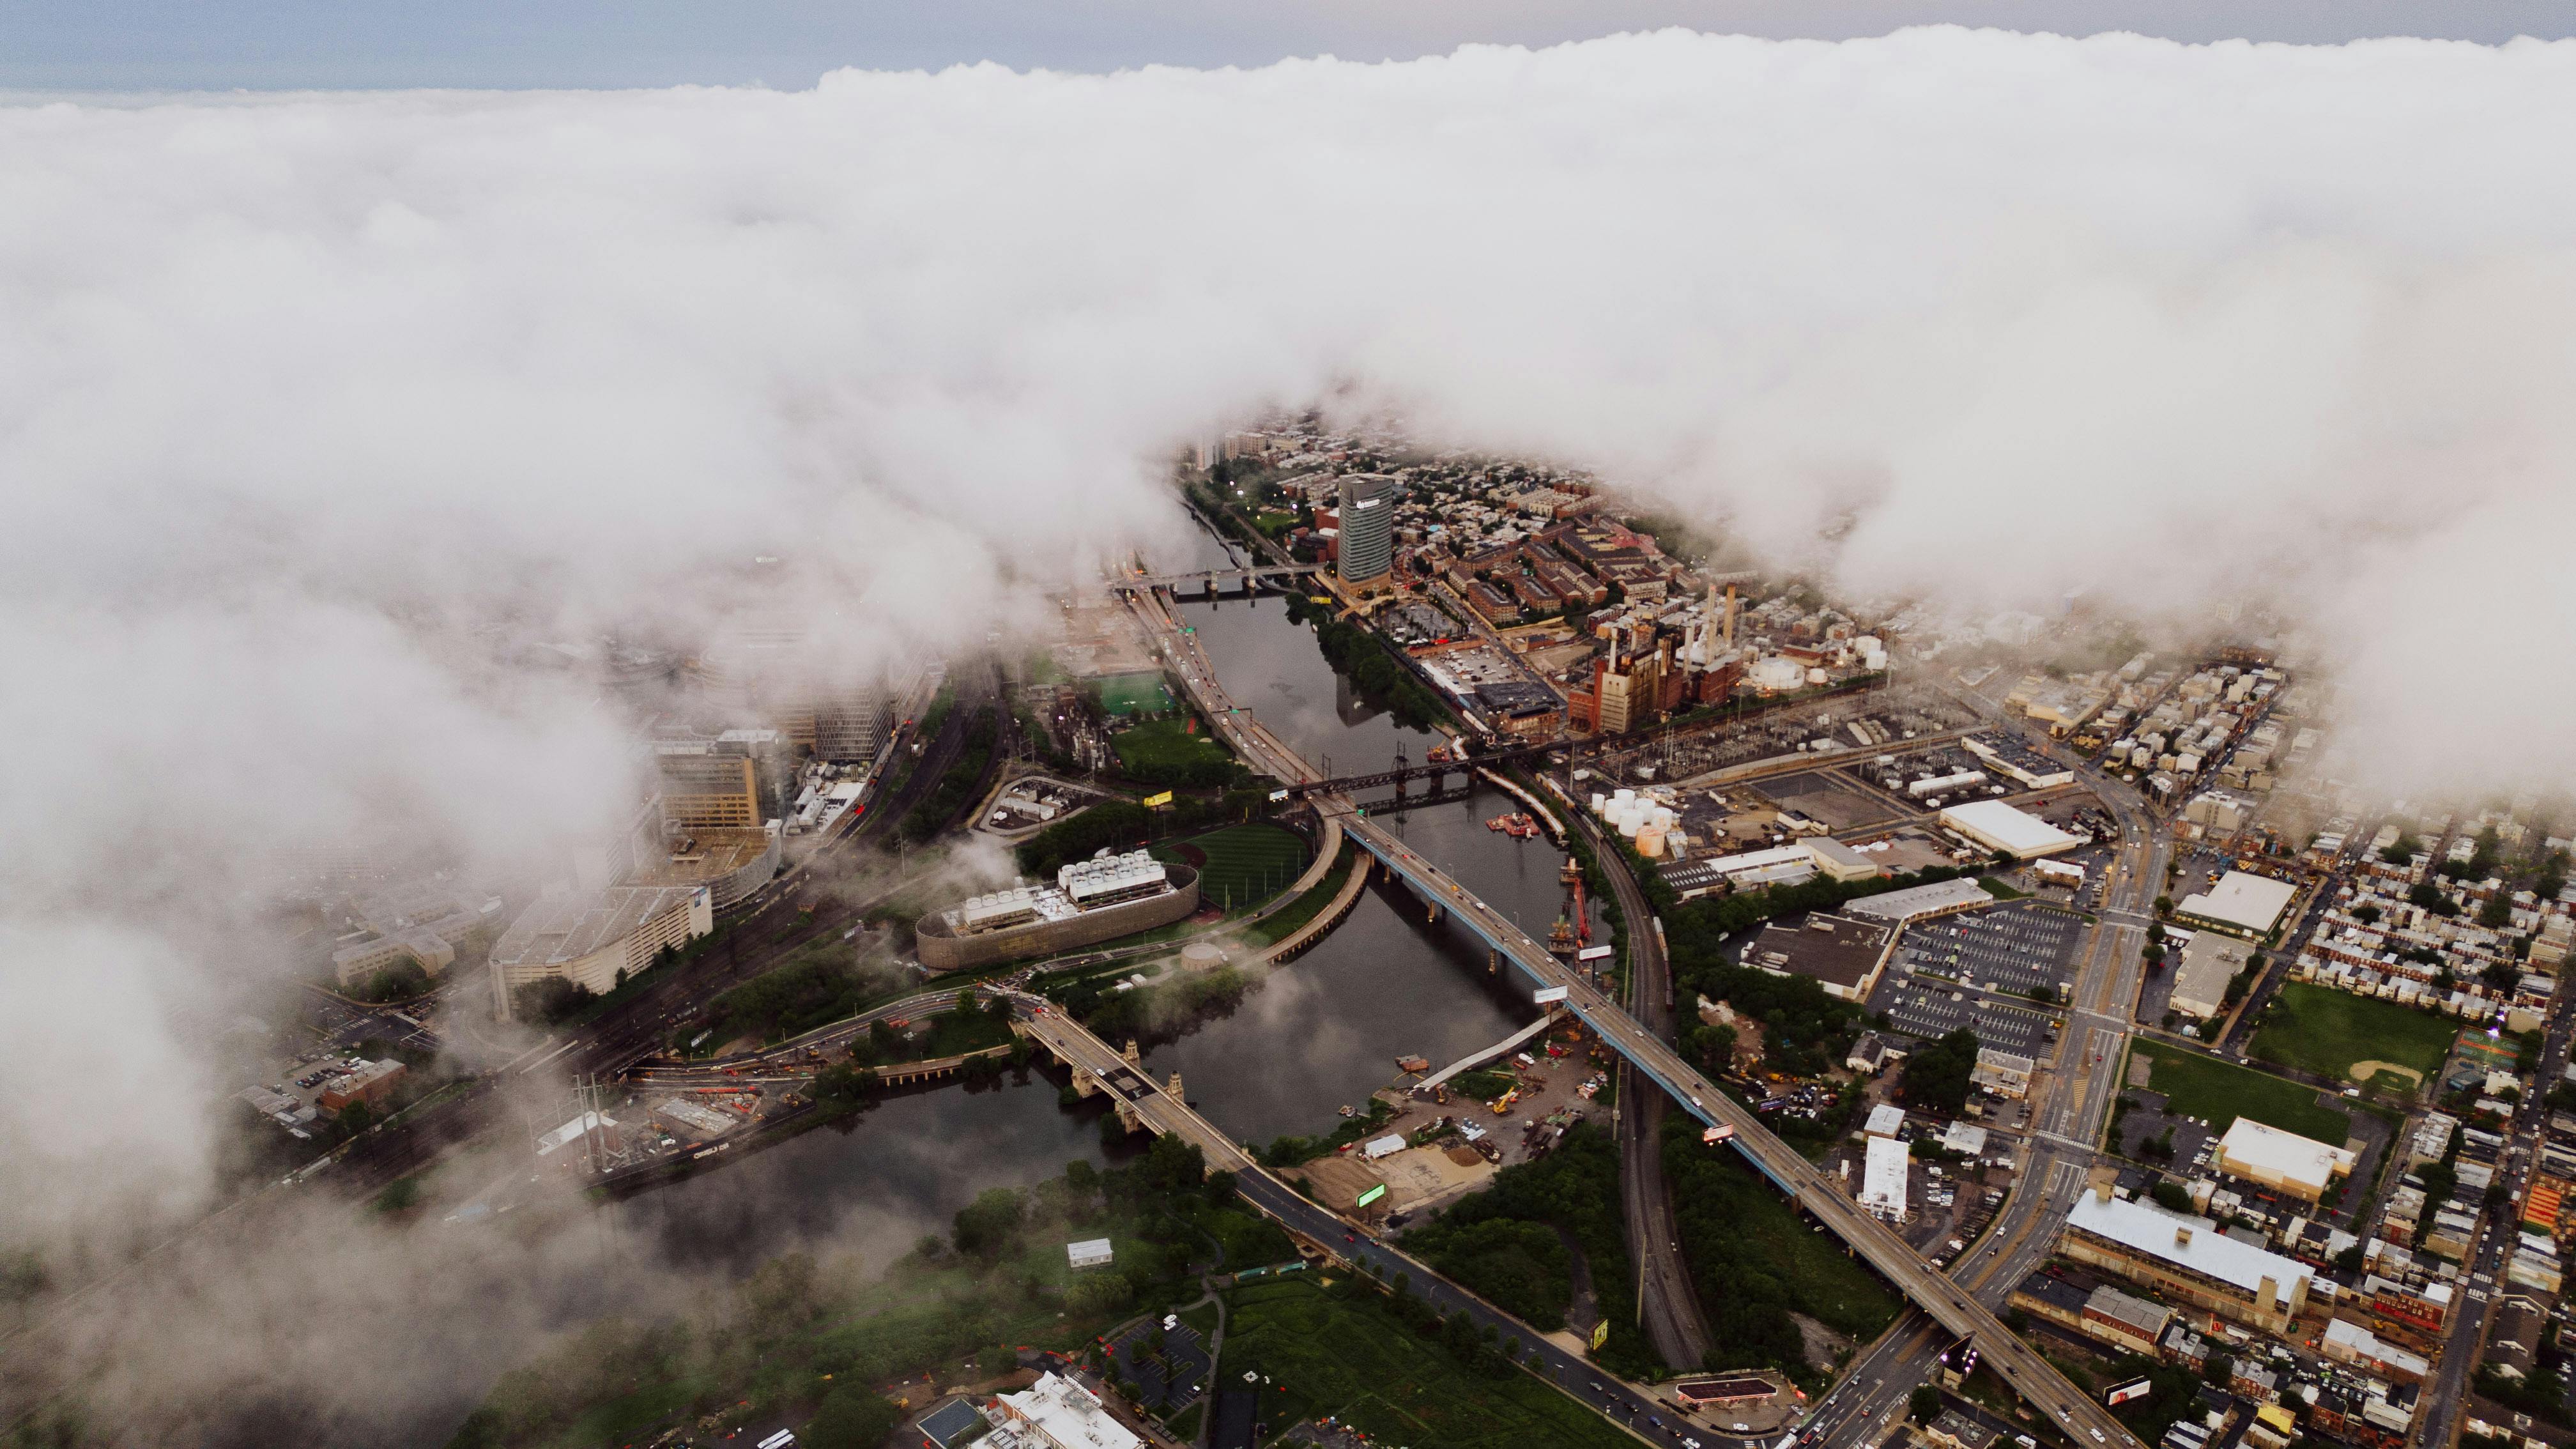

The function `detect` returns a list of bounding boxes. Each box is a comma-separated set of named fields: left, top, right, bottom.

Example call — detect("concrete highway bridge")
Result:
left=1121, top=581, right=2143, bottom=1449
left=1336, top=809, right=2140, bottom=1446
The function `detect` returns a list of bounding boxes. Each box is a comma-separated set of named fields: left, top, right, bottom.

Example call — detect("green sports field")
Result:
left=1152, top=822, right=1308, bottom=911
left=2247, top=982, right=2453, bottom=1091
left=1091, top=670, right=1177, bottom=717
left=2126, top=1039, right=2350, bottom=1144
left=1213, top=1276, right=1634, bottom=1449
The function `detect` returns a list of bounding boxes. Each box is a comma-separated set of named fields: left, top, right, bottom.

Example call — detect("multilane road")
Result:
left=1124, top=580, right=2143, bottom=1448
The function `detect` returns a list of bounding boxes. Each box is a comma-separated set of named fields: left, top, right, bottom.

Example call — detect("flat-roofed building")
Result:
left=319, top=1058, right=406, bottom=1112
left=1937, top=800, right=2085, bottom=861
left=1742, top=913, right=1896, bottom=1002
left=2216, top=1118, right=2356, bottom=1203
left=2058, top=1186, right=2316, bottom=1335
left=2169, top=932, right=2253, bottom=1020
left=2320, top=1317, right=2428, bottom=1385
left=1803, top=836, right=1884, bottom=883
left=917, top=852, right=1200, bottom=971
left=488, top=882, right=713, bottom=1018
left=2484, top=1295, right=2547, bottom=1381
left=656, top=745, right=762, bottom=830
left=2177, top=870, right=2299, bottom=939
left=1972, top=1047, right=2035, bottom=1100
left=1860, top=1134, right=1909, bottom=1220
left=989, top=1372, right=1141, bottom=1449
left=1843, top=877, right=1995, bottom=926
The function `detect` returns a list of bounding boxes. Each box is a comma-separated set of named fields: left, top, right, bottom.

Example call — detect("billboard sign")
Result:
left=1354, top=1183, right=1387, bottom=1208
left=1140, top=791, right=1174, bottom=808
left=1532, top=986, right=1570, bottom=1005
left=2104, top=1377, right=2154, bottom=1407
left=1589, top=1319, right=1611, bottom=1350
left=1270, top=790, right=1291, bottom=802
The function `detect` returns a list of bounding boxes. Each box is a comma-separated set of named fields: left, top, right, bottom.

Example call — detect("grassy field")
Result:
left=1112, top=716, right=1227, bottom=767
left=2127, top=1039, right=2350, bottom=1144
left=1154, top=823, right=1309, bottom=911
left=1243, top=844, right=1357, bottom=947
left=2248, top=983, right=2455, bottom=1089
left=1213, top=1276, right=1634, bottom=1449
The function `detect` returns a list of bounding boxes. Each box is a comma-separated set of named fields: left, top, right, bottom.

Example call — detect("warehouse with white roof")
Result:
left=1936, top=799, right=2085, bottom=860
left=2177, top=870, right=2299, bottom=939
left=2216, top=1118, right=2356, bottom=1203
left=1859, top=1135, right=1910, bottom=1221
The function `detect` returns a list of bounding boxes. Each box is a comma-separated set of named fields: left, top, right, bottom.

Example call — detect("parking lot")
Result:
left=1867, top=978, right=2059, bottom=1059
left=1105, top=1315, right=1211, bottom=1414
left=1893, top=901, right=2085, bottom=1004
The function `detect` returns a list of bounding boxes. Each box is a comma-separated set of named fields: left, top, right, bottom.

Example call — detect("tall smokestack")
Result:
left=1723, top=583, right=1738, bottom=648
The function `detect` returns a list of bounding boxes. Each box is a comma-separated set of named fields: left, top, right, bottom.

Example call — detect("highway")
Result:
left=1123, top=575, right=2145, bottom=1448
left=1791, top=687, right=2166, bottom=1445
left=1013, top=999, right=1757, bottom=1449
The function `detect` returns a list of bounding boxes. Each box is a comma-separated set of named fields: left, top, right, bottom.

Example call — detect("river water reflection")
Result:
left=634, top=512, right=1597, bottom=1243
left=623, top=1072, right=1133, bottom=1273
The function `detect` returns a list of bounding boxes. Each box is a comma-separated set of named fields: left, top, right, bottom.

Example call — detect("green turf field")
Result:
left=1214, top=1276, right=1634, bottom=1449
left=1092, top=670, right=1177, bottom=717
left=2126, top=1039, right=2349, bottom=1144
left=2248, top=982, right=2453, bottom=1091
left=1153, top=823, right=1308, bottom=911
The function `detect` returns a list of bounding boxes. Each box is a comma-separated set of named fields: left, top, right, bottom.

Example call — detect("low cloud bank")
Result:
left=4, top=26, right=2575, bottom=1441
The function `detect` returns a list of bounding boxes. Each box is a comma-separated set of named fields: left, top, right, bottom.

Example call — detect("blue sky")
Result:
left=4, top=0, right=2573, bottom=91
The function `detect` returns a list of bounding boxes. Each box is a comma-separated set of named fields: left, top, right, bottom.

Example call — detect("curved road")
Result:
left=1124, top=577, right=2145, bottom=1449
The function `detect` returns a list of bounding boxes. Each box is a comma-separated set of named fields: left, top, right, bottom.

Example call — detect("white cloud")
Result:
left=4, top=24, right=2576, bottom=1434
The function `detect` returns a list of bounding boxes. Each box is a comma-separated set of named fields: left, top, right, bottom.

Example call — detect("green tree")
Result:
left=953, top=1187, right=1026, bottom=1259
left=1910, top=1386, right=1944, bottom=1422
left=1144, top=1133, right=1206, bottom=1192
left=1899, top=1029, right=1982, bottom=1116
left=801, top=1386, right=905, bottom=1449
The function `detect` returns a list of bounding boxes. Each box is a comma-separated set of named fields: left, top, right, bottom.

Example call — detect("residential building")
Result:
left=487, top=882, right=713, bottom=1018
left=656, top=745, right=762, bottom=830
left=812, top=679, right=891, bottom=763
left=2319, top=1318, right=2428, bottom=1386
left=2484, top=1295, right=2546, bottom=1380
left=1336, top=473, right=1399, bottom=585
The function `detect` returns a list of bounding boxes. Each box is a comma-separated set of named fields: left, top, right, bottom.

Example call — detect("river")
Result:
left=634, top=507, right=1600, bottom=1245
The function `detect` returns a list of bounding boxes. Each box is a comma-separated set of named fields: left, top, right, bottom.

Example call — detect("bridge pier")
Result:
left=1167, top=1070, right=1185, bottom=1100
left=1113, top=1100, right=1141, bottom=1135
left=1121, top=1039, right=1142, bottom=1067
left=1072, top=1069, right=1101, bottom=1099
